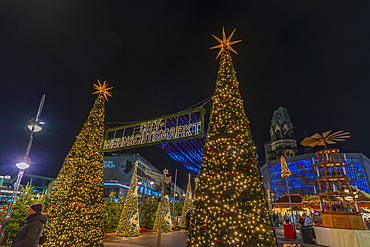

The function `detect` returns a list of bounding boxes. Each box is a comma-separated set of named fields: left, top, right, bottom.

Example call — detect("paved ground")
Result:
left=103, top=227, right=329, bottom=247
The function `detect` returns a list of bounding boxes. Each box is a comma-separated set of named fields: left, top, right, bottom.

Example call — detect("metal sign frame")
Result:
left=103, top=107, right=205, bottom=152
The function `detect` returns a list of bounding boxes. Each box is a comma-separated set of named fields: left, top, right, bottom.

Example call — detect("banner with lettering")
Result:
left=103, top=107, right=205, bottom=151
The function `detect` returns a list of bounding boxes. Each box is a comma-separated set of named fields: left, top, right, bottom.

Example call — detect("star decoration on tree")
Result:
left=92, top=79, right=113, bottom=101
left=163, top=169, right=169, bottom=176
left=210, top=27, right=242, bottom=59
left=194, top=177, right=198, bottom=183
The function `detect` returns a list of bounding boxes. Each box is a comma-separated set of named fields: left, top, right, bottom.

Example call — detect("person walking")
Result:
left=284, top=213, right=290, bottom=224
left=272, top=212, right=278, bottom=227
left=11, top=203, right=47, bottom=247
left=278, top=213, right=283, bottom=226
left=303, top=213, right=312, bottom=227
left=185, top=209, right=193, bottom=233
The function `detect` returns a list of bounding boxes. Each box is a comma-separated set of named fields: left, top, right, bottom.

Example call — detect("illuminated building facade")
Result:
left=103, top=153, right=185, bottom=202
left=261, top=153, right=370, bottom=199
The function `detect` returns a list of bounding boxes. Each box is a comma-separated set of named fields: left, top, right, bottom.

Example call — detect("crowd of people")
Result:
left=272, top=211, right=319, bottom=227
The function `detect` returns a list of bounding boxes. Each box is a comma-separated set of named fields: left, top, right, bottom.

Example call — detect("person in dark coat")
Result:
left=185, top=209, right=193, bottom=232
left=12, top=203, right=47, bottom=247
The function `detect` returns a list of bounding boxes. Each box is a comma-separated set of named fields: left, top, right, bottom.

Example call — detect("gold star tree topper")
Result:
left=210, top=27, right=242, bottom=59
left=92, top=79, right=113, bottom=100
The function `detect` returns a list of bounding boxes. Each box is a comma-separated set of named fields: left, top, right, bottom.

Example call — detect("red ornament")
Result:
left=203, top=226, right=208, bottom=230
left=221, top=95, right=223, bottom=97
left=214, top=114, right=216, bottom=116
left=52, top=205, right=55, bottom=208
left=243, top=244, right=247, bottom=246
left=231, top=83, right=234, bottom=86
left=213, top=173, right=217, bottom=176
left=76, top=188, right=79, bottom=191
left=217, top=240, right=221, bottom=243
left=233, top=121, right=236, bottom=124
left=244, top=168, right=248, bottom=171
left=227, top=103, right=230, bottom=105
left=194, top=190, right=197, bottom=193
left=235, top=138, right=240, bottom=141
left=204, top=154, right=207, bottom=157
left=94, top=177, right=97, bottom=180
left=230, top=174, right=234, bottom=176
left=65, top=171, right=69, bottom=174
left=215, top=123, right=217, bottom=125
left=203, top=177, right=206, bottom=179
left=55, top=185, right=58, bottom=187
left=73, top=205, right=76, bottom=207
left=97, top=190, right=99, bottom=193
left=87, top=186, right=90, bottom=188
left=217, top=106, right=220, bottom=108
left=215, top=195, right=218, bottom=197
left=67, top=183, right=69, bottom=185
left=222, top=148, right=226, bottom=151
left=210, top=149, right=213, bottom=153
left=78, top=205, right=81, bottom=208
left=224, top=212, right=228, bottom=216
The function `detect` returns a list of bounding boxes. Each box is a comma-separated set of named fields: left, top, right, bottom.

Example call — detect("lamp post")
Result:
left=7, top=95, right=45, bottom=217
left=0, top=95, right=45, bottom=243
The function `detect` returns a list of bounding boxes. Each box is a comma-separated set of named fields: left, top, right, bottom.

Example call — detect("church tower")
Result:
left=264, top=107, right=298, bottom=161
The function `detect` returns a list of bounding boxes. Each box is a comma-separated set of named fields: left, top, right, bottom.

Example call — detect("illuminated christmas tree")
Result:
left=180, top=174, right=193, bottom=228
left=116, top=161, right=140, bottom=237
left=153, top=196, right=172, bottom=233
left=280, top=156, right=291, bottom=178
left=44, top=80, right=112, bottom=247
left=186, top=28, right=277, bottom=247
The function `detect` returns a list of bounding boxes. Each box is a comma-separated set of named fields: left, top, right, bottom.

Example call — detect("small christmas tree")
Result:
left=44, top=80, right=112, bottom=247
left=280, top=156, right=291, bottom=178
left=139, top=198, right=159, bottom=230
left=186, top=28, right=277, bottom=247
left=180, top=174, right=193, bottom=228
left=153, top=196, right=172, bottom=233
left=103, top=191, right=120, bottom=234
left=116, top=161, right=140, bottom=237
left=2, top=184, right=44, bottom=244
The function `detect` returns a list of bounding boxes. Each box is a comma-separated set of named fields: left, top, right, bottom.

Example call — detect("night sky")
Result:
left=1, top=1, right=370, bottom=190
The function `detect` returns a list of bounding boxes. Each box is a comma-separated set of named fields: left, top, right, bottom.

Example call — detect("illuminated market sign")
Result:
left=103, top=107, right=205, bottom=151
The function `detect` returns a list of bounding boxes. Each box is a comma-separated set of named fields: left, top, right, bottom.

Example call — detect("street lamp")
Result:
left=6, top=95, right=45, bottom=218
left=0, top=95, right=45, bottom=244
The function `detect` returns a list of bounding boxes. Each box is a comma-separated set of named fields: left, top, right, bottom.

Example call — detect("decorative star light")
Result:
left=194, top=177, right=199, bottom=183
left=210, top=27, right=242, bottom=59
left=92, top=79, right=113, bottom=101
left=163, top=169, right=169, bottom=176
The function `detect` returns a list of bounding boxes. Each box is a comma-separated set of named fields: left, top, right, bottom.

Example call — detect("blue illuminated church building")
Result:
left=260, top=107, right=370, bottom=199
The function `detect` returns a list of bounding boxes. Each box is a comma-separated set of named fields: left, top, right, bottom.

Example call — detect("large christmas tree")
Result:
left=186, top=28, right=277, bottom=247
left=44, top=80, right=112, bottom=247
left=180, top=174, right=193, bottom=228
left=116, top=161, right=140, bottom=237
left=153, top=196, right=172, bottom=233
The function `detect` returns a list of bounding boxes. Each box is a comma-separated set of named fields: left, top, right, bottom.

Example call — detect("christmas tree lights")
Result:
left=281, top=156, right=291, bottom=178
left=186, top=28, right=277, bottom=247
left=116, top=161, right=140, bottom=237
left=44, top=80, right=112, bottom=247
left=153, top=196, right=172, bottom=233
left=180, top=174, right=194, bottom=228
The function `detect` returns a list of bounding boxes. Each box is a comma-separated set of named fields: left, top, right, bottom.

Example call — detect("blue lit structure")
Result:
left=261, top=153, right=370, bottom=199
left=159, top=136, right=205, bottom=173
left=159, top=112, right=205, bottom=173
